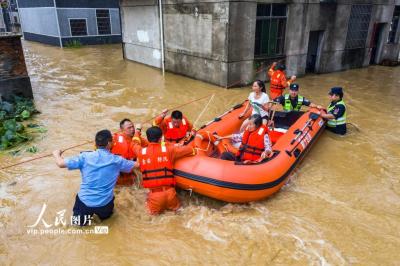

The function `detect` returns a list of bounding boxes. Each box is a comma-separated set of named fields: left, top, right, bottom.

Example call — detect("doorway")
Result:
left=306, top=30, right=324, bottom=73
left=370, top=23, right=385, bottom=64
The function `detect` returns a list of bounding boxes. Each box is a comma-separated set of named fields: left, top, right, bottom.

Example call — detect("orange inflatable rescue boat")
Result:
left=174, top=101, right=326, bottom=203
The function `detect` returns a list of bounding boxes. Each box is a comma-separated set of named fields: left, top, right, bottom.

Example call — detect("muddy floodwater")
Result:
left=1, top=42, right=399, bottom=265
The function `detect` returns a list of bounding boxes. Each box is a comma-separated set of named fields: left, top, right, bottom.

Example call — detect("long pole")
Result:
left=15, top=0, right=22, bottom=34
left=53, top=0, right=63, bottom=48
left=158, top=0, right=165, bottom=75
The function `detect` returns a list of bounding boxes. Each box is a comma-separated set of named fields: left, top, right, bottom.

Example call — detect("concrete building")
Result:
left=120, top=0, right=400, bottom=87
left=1, top=0, right=22, bottom=33
left=0, top=9, right=5, bottom=32
left=7, top=0, right=22, bottom=33
left=0, top=33, right=33, bottom=101
left=17, top=0, right=122, bottom=47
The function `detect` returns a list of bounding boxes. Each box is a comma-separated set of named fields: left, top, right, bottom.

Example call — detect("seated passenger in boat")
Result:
left=238, top=80, right=271, bottom=132
left=214, top=114, right=272, bottom=163
left=273, top=83, right=322, bottom=112
left=153, top=109, right=195, bottom=144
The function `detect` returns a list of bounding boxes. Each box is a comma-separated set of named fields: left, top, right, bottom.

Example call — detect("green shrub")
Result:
left=65, top=39, right=83, bottom=48
left=0, top=96, right=42, bottom=150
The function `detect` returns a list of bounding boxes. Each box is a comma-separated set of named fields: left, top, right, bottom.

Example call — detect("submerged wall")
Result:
left=120, top=1, right=162, bottom=68
left=121, top=0, right=400, bottom=87
left=18, top=0, right=122, bottom=47
left=0, top=34, right=33, bottom=101
left=120, top=0, right=256, bottom=87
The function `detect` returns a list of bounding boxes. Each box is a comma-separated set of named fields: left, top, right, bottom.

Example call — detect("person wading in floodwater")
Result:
left=53, top=129, right=137, bottom=226
left=131, top=126, right=196, bottom=215
left=111, top=118, right=147, bottom=186
left=320, top=87, right=347, bottom=135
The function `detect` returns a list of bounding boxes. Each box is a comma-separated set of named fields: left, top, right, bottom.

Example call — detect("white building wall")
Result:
left=18, top=7, right=59, bottom=36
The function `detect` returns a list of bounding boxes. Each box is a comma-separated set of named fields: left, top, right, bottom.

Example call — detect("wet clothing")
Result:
left=111, top=132, right=144, bottom=186
left=72, top=195, right=114, bottom=226
left=139, top=143, right=175, bottom=189
left=132, top=141, right=195, bottom=215
left=248, top=92, right=270, bottom=118
left=154, top=115, right=193, bottom=143
left=112, top=133, right=135, bottom=160
left=326, top=100, right=347, bottom=135
left=65, top=148, right=135, bottom=207
left=146, top=186, right=180, bottom=215
left=112, top=132, right=148, bottom=186
left=268, top=68, right=292, bottom=99
left=275, top=94, right=311, bottom=111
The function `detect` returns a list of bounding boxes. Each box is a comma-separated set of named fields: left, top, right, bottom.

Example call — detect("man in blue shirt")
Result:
left=53, top=129, right=137, bottom=226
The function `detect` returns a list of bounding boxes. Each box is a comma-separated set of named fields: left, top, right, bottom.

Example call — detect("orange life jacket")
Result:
left=111, top=132, right=135, bottom=160
left=111, top=132, right=136, bottom=186
left=270, top=70, right=287, bottom=99
left=164, top=116, right=190, bottom=143
left=238, top=125, right=269, bottom=161
left=139, top=143, right=175, bottom=188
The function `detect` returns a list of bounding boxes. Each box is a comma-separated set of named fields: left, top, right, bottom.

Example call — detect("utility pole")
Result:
left=158, top=0, right=165, bottom=75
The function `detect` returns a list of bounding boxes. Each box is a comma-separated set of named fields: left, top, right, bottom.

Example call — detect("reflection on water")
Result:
left=0, top=41, right=399, bottom=265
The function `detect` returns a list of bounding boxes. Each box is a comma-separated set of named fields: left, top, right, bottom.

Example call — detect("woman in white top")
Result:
left=238, top=80, right=271, bottom=132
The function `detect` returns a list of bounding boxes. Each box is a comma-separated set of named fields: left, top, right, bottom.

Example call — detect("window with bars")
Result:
left=96, top=9, right=111, bottom=35
left=254, top=4, right=287, bottom=58
left=345, top=5, right=372, bottom=49
left=388, top=6, right=400, bottom=43
left=69, top=19, right=87, bottom=36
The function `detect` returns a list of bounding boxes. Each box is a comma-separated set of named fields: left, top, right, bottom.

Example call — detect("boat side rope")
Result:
left=193, top=94, right=215, bottom=128
left=195, top=131, right=213, bottom=152
left=0, top=94, right=218, bottom=171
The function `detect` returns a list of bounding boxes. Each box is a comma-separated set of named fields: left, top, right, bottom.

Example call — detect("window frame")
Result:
left=254, top=3, right=287, bottom=59
left=387, top=6, right=400, bottom=44
left=95, top=9, right=112, bottom=36
left=345, top=4, right=372, bottom=49
left=68, top=18, right=88, bottom=37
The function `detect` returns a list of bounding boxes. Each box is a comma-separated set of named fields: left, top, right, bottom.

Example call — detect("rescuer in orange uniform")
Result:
left=111, top=118, right=147, bottom=186
left=153, top=109, right=194, bottom=143
left=267, top=62, right=296, bottom=100
left=132, top=126, right=196, bottom=215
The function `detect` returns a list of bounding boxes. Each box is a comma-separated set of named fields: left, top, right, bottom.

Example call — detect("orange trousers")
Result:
left=146, top=187, right=180, bottom=215
left=116, top=172, right=135, bottom=186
